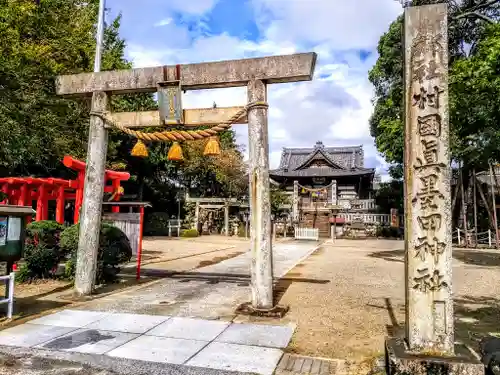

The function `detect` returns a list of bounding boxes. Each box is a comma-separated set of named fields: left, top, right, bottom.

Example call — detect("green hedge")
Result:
left=60, top=223, right=132, bottom=284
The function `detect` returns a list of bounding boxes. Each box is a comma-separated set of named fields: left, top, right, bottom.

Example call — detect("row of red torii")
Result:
left=0, top=155, right=130, bottom=224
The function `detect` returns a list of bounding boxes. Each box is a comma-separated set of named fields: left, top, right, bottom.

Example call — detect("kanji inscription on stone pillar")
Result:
left=403, top=3, right=453, bottom=354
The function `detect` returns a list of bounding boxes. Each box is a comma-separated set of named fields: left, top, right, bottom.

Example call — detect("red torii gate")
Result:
left=0, top=156, right=130, bottom=224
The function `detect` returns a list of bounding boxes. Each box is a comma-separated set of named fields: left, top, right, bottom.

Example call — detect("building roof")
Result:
left=270, top=141, right=375, bottom=179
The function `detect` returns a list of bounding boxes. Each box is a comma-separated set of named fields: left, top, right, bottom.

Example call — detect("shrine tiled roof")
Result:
left=269, top=167, right=375, bottom=178
left=270, top=141, right=375, bottom=178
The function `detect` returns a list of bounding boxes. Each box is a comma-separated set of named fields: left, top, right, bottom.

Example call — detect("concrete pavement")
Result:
left=0, top=310, right=294, bottom=375
left=0, top=240, right=322, bottom=374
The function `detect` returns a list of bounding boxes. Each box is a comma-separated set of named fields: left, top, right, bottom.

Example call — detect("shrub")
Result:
left=144, top=212, right=170, bottom=236
left=18, top=243, right=60, bottom=281
left=60, top=223, right=132, bottom=284
left=26, top=220, right=65, bottom=249
left=15, top=263, right=31, bottom=283
left=20, top=221, right=66, bottom=281
left=180, top=228, right=199, bottom=238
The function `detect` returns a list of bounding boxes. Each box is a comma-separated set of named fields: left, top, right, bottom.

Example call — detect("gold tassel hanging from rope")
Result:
left=203, top=136, right=221, bottom=156
left=168, top=142, right=184, bottom=161
left=131, top=139, right=148, bottom=158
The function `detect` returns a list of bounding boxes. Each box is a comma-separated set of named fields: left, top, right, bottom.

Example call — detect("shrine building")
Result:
left=269, top=141, right=379, bottom=236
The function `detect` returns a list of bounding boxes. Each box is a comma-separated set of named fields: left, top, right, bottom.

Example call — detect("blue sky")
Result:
left=106, top=0, right=403, bottom=178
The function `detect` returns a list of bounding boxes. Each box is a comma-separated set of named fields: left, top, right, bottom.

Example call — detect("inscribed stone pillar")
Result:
left=331, top=180, right=337, bottom=206
left=247, top=79, right=273, bottom=309
left=404, top=4, right=453, bottom=354
left=292, top=180, right=299, bottom=223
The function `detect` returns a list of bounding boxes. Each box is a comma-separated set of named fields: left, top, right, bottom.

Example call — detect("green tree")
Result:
left=0, top=0, right=248, bottom=220
left=270, top=187, right=291, bottom=219
left=450, top=23, right=500, bottom=168
left=374, top=180, right=404, bottom=213
left=0, top=0, right=146, bottom=176
left=369, top=0, right=500, bottom=179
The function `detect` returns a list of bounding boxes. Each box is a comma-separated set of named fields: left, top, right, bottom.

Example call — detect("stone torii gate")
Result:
left=55, top=53, right=317, bottom=310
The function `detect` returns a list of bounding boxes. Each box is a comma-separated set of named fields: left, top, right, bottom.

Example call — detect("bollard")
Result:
left=457, top=228, right=461, bottom=246
left=489, top=229, right=492, bottom=247
left=7, top=272, right=14, bottom=319
left=0, top=272, right=15, bottom=319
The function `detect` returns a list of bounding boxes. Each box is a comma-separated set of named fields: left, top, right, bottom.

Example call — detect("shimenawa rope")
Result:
left=298, top=181, right=335, bottom=193
left=89, top=101, right=268, bottom=142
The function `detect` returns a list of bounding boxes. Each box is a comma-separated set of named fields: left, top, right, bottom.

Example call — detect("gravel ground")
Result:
left=0, top=353, right=115, bottom=375
left=278, top=239, right=500, bottom=362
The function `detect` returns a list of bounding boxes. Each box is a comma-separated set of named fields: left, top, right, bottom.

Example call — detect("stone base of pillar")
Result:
left=235, top=302, right=289, bottom=318
left=385, top=337, right=483, bottom=375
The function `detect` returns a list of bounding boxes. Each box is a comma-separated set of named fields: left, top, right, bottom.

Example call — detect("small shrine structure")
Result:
left=0, top=155, right=130, bottom=224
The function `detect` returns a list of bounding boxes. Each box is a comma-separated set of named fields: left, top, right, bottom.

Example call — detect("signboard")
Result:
left=7, top=217, right=21, bottom=241
left=390, top=208, right=399, bottom=228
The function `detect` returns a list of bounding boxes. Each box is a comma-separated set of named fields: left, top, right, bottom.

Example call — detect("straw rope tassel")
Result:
left=168, top=142, right=184, bottom=161
left=204, top=136, right=221, bottom=156
left=131, top=139, right=148, bottom=158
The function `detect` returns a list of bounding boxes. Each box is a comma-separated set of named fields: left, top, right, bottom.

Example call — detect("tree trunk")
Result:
left=489, top=163, right=500, bottom=249
left=460, top=165, right=468, bottom=247
left=473, top=169, right=478, bottom=245
left=476, top=174, right=495, bottom=229
left=451, top=170, right=461, bottom=213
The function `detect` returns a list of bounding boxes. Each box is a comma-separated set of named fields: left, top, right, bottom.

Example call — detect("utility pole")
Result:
left=74, top=0, right=107, bottom=296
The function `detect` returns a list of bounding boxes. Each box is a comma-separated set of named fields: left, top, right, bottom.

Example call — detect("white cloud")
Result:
left=154, top=18, right=172, bottom=27
left=121, top=0, right=403, bottom=177
left=167, top=0, right=220, bottom=15
left=251, top=0, right=402, bottom=50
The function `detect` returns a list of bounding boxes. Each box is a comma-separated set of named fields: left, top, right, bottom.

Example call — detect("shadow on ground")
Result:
left=55, top=274, right=153, bottom=302
left=454, top=295, right=500, bottom=350
left=452, top=250, right=500, bottom=267
left=367, top=249, right=405, bottom=263
left=0, top=283, right=73, bottom=326
left=372, top=296, right=500, bottom=358
left=368, top=248, right=500, bottom=267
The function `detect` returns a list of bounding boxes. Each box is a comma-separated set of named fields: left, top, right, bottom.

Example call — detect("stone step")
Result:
left=275, top=353, right=346, bottom=374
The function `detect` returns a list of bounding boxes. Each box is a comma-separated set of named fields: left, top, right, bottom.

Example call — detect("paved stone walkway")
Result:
left=196, top=241, right=321, bottom=277
left=0, top=310, right=295, bottom=375
left=69, top=241, right=321, bottom=318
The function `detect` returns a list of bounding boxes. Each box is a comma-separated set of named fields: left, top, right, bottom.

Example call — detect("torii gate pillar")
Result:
left=247, top=79, right=273, bottom=309
left=56, top=53, right=317, bottom=303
